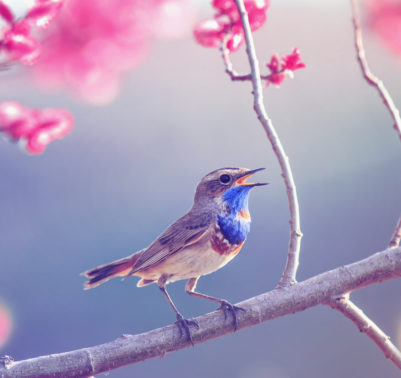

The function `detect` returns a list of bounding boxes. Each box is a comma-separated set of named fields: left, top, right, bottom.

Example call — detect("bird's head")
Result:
left=194, top=167, right=267, bottom=208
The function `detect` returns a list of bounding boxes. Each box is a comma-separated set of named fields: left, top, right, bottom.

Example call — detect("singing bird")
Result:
left=83, top=167, right=266, bottom=343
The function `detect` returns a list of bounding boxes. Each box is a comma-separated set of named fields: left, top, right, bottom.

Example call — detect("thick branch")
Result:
left=328, top=295, right=401, bottom=369
left=233, top=0, right=302, bottom=286
left=1, top=246, right=400, bottom=378
left=350, top=0, right=401, bottom=141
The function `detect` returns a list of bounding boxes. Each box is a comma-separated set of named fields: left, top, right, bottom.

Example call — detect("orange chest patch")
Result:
left=238, top=209, right=251, bottom=221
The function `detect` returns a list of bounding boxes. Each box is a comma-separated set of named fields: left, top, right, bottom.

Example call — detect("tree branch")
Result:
left=1, top=246, right=400, bottom=377
left=389, top=215, right=401, bottom=248
left=219, top=43, right=272, bottom=82
left=350, top=0, right=401, bottom=141
left=219, top=42, right=251, bottom=81
left=328, top=294, right=401, bottom=370
left=232, top=0, right=303, bottom=287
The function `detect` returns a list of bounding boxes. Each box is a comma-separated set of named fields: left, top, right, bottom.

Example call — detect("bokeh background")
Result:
left=1, top=1, right=401, bottom=377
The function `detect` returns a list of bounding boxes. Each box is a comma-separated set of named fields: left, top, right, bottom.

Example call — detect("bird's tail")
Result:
left=82, top=253, right=140, bottom=290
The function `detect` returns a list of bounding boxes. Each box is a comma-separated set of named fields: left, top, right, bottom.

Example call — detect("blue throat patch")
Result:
left=217, top=185, right=252, bottom=245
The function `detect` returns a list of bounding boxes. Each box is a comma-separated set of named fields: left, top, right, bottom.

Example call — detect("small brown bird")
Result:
left=83, top=167, right=266, bottom=343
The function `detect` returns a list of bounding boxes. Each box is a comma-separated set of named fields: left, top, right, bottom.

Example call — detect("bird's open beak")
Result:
left=235, top=168, right=268, bottom=187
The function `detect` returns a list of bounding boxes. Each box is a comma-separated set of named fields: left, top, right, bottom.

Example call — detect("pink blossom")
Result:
left=0, top=102, right=74, bottom=154
left=281, top=48, right=306, bottom=71
left=265, top=48, right=305, bottom=87
left=367, top=0, right=401, bottom=56
left=194, top=19, right=226, bottom=48
left=30, top=0, right=193, bottom=105
left=2, top=21, right=40, bottom=65
left=194, top=0, right=269, bottom=53
left=0, top=1, right=13, bottom=24
left=25, top=0, right=64, bottom=29
left=0, top=0, right=63, bottom=65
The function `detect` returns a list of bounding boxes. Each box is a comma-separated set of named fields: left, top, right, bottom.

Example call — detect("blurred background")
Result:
left=1, top=0, right=401, bottom=377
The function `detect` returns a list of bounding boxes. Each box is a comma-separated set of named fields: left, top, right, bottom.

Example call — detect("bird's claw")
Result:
left=175, top=314, right=199, bottom=345
left=219, top=300, right=246, bottom=331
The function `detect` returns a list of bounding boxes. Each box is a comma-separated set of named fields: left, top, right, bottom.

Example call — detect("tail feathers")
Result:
left=83, top=254, right=139, bottom=289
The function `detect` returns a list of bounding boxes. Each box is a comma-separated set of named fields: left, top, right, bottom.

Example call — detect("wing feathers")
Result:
left=130, top=211, right=213, bottom=273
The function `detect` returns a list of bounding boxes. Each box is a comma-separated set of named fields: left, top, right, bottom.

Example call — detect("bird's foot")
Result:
left=175, top=314, right=199, bottom=345
left=219, top=300, right=246, bottom=331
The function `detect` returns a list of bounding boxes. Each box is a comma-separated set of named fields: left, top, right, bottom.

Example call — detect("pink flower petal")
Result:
left=25, top=0, right=63, bottom=29
left=226, top=24, right=243, bottom=52
left=281, top=47, right=306, bottom=71
left=213, top=0, right=236, bottom=13
left=3, top=22, right=40, bottom=65
left=10, top=19, right=32, bottom=36
left=26, top=110, right=73, bottom=154
left=0, top=102, right=74, bottom=154
left=194, top=18, right=226, bottom=48
left=368, top=0, right=401, bottom=56
left=0, top=1, right=13, bottom=24
left=245, top=0, right=269, bottom=31
left=0, top=102, right=36, bottom=139
left=266, top=53, right=281, bottom=73
left=265, top=72, right=286, bottom=87
left=195, top=0, right=269, bottom=53
left=29, top=0, right=180, bottom=104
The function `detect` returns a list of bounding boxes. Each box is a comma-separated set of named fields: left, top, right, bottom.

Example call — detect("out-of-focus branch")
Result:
left=350, top=0, right=401, bottom=141
left=389, top=215, right=401, bottom=248
left=232, top=0, right=302, bottom=287
left=328, top=295, right=401, bottom=370
left=1, top=246, right=400, bottom=377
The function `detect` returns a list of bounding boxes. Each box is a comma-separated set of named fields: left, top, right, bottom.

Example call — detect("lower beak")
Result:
left=236, top=168, right=268, bottom=186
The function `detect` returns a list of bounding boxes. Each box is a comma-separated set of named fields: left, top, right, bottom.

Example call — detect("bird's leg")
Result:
left=158, top=276, right=199, bottom=345
left=185, top=277, right=245, bottom=331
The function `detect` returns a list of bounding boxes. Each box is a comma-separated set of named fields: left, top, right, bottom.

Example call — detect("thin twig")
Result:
left=220, top=42, right=251, bottom=81
left=233, top=0, right=302, bottom=287
left=219, top=43, right=282, bottom=83
left=329, top=294, right=401, bottom=370
left=350, top=0, right=401, bottom=141
left=1, top=246, right=400, bottom=377
left=389, top=215, right=401, bottom=248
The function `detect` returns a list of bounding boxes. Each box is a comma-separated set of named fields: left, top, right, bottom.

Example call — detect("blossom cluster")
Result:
left=265, top=48, right=305, bottom=87
left=194, top=0, right=269, bottom=53
left=30, top=0, right=193, bottom=105
left=0, top=102, right=73, bottom=154
left=0, top=0, right=63, bottom=65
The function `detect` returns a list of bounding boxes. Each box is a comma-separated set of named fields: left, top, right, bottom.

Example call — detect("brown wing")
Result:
left=130, top=211, right=213, bottom=273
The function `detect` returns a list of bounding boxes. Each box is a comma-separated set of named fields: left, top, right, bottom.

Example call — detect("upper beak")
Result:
left=235, top=168, right=268, bottom=187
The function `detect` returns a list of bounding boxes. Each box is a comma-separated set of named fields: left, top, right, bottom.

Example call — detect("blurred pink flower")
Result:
left=0, top=303, right=12, bottom=347
left=30, top=0, right=193, bottom=105
left=367, top=0, right=401, bottom=56
left=194, top=0, right=269, bottom=53
left=265, top=48, right=305, bottom=87
left=0, top=0, right=63, bottom=65
left=0, top=102, right=74, bottom=154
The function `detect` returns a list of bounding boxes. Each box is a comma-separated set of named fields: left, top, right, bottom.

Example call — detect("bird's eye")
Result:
left=219, top=174, right=231, bottom=184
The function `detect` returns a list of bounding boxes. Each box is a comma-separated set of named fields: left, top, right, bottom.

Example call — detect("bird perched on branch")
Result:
left=83, top=167, right=267, bottom=343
